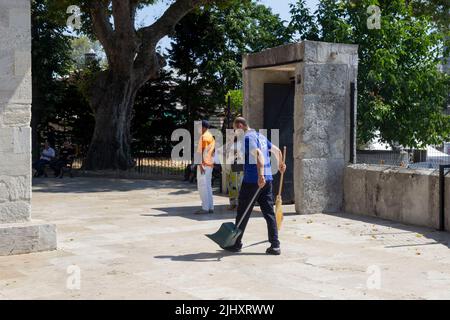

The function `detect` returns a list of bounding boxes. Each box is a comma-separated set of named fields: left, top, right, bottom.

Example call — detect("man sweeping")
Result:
left=225, top=117, right=286, bottom=255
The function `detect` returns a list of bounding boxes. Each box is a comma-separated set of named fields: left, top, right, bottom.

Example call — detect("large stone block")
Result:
left=0, top=49, right=15, bottom=77
left=300, top=64, right=348, bottom=96
left=303, top=41, right=359, bottom=65
left=8, top=7, right=31, bottom=30
left=0, top=200, right=30, bottom=223
left=14, top=51, right=31, bottom=76
left=0, top=70, right=32, bottom=104
left=1, top=103, right=31, bottom=126
left=13, top=126, right=31, bottom=153
left=0, top=221, right=57, bottom=255
left=343, top=165, right=368, bottom=215
left=294, top=94, right=346, bottom=160
left=0, top=126, right=14, bottom=152
left=0, top=175, right=30, bottom=202
left=0, top=0, right=30, bottom=9
left=344, top=165, right=442, bottom=229
left=0, top=7, right=9, bottom=28
left=0, top=126, right=30, bottom=153
left=294, top=158, right=345, bottom=214
left=243, top=42, right=304, bottom=69
left=0, top=150, right=31, bottom=175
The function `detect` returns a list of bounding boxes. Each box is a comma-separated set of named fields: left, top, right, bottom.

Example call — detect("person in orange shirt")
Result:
left=195, top=120, right=215, bottom=214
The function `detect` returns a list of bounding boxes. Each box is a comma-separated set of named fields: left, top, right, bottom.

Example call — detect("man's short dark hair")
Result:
left=233, top=117, right=248, bottom=128
left=201, top=120, right=210, bottom=129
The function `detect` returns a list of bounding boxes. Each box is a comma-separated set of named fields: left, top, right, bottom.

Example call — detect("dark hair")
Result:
left=201, top=120, right=210, bottom=129
left=233, top=117, right=248, bottom=128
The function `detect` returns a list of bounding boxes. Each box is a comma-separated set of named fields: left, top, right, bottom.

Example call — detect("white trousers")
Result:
left=197, top=166, right=214, bottom=211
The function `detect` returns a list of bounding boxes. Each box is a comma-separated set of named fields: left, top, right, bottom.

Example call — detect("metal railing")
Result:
left=133, top=152, right=190, bottom=177
left=71, top=152, right=191, bottom=179
left=356, top=145, right=450, bottom=169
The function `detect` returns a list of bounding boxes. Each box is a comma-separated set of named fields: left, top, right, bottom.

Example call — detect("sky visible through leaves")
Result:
left=136, top=0, right=320, bottom=53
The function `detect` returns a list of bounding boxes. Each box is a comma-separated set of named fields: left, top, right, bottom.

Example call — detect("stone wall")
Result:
left=344, top=164, right=450, bottom=230
left=0, top=0, right=56, bottom=255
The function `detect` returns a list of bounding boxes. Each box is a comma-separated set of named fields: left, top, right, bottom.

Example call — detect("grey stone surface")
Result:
left=243, top=42, right=304, bottom=69
left=344, top=164, right=448, bottom=230
left=294, top=94, right=346, bottom=160
left=301, top=64, right=348, bottom=96
left=0, top=0, right=56, bottom=255
left=0, top=221, right=56, bottom=255
left=1, top=178, right=449, bottom=299
left=295, top=158, right=345, bottom=214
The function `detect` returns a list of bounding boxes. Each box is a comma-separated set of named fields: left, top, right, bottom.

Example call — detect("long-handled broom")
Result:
left=275, top=146, right=287, bottom=230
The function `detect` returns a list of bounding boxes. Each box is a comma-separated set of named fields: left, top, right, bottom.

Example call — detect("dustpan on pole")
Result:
left=206, top=187, right=261, bottom=249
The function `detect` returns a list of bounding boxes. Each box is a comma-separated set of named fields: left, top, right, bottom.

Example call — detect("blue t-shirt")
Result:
left=242, top=130, right=273, bottom=183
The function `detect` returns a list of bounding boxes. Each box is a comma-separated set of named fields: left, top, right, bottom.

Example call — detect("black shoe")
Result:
left=223, top=245, right=242, bottom=253
left=266, top=246, right=281, bottom=255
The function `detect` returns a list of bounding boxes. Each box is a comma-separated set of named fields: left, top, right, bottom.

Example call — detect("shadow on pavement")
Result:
left=155, top=250, right=267, bottom=262
left=32, top=177, right=197, bottom=194
left=143, top=204, right=298, bottom=222
left=324, top=212, right=450, bottom=249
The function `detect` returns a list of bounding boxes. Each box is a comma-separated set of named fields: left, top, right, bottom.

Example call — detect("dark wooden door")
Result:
left=264, top=83, right=295, bottom=204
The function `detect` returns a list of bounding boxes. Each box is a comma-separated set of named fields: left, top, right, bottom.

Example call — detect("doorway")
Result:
left=264, top=82, right=295, bottom=204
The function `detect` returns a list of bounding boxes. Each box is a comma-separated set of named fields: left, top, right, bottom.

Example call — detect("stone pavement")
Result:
left=0, top=177, right=449, bottom=300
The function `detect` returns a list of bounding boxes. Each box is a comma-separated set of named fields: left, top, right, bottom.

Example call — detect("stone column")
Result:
left=294, top=41, right=358, bottom=214
left=0, top=0, right=56, bottom=255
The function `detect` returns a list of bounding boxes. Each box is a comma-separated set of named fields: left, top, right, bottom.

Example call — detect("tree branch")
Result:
left=134, top=0, right=213, bottom=84
left=141, top=0, right=210, bottom=43
left=89, top=1, right=115, bottom=59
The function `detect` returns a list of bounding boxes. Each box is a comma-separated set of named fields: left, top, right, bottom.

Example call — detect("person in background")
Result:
left=33, top=141, right=55, bottom=177
left=225, top=136, right=244, bottom=210
left=51, top=141, right=75, bottom=178
left=225, top=117, right=286, bottom=255
left=195, top=120, right=215, bottom=214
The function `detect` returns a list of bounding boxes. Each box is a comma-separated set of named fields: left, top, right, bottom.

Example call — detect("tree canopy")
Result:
left=289, top=0, right=450, bottom=148
left=31, top=0, right=450, bottom=162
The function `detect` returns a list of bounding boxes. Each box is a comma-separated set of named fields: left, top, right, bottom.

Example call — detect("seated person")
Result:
left=33, top=141, right=55, bottom=177
left=51, top=141, right=75, bottom=178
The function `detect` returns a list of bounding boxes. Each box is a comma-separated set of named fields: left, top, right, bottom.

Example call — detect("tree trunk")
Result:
left=82, top=0, right=208, bottom=170
left=84, top=75, right=137, bottom=171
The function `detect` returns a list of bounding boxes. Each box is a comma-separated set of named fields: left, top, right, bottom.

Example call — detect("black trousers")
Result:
left=33, top=159, right=50, bottom=176
left=51, top=159, right=68, bottom=176
left=235, top=181, right=280, bottom=248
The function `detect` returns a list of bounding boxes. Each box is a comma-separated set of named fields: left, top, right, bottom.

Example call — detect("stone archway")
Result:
left=243, top=41, right=358, bottom=214
left=0, top=0, right=56, bottom=255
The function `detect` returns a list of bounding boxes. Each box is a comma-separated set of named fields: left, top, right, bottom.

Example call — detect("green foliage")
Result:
left=287, top=0, right=320, bottom=41
left=409, top=0, right=449, bottom=33
left=69, top=36, right=105, bottom=70
left=31, top=0, right=72, bottom=156
left=289, top=0, right=450, bottom=147
left=132, top=69, right=181, bottom=153
left=32, top=0, right=96, bottom=155
left=225, top=89, right=243, bottom=114
left=167, top=0, right=289, bottom=129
